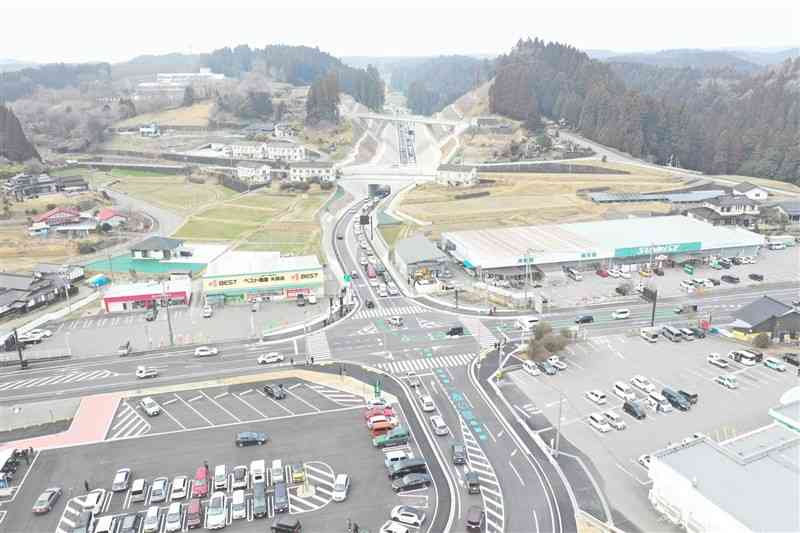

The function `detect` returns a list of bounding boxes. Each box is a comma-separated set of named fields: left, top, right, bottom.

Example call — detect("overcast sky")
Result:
left=4, top=0, right=799, bottom=64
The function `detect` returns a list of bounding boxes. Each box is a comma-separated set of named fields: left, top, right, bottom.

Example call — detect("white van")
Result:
left=383, top=450, right=410, bottom=468
left=214, top=464, right=227, bottom=491
left=250, top=459, right=266, bottom=485
left=567, top=268, right=583, bottom=281
left=522, top=360, right=541, bottom=376
left=648, top=392, right=673, bottom=413
left=612, top=381, right=635, bottom=401
left=515, top=316, right=540, bottom=332
left=271, top=459, right=284, bottom=484
left=231, top=489, right=246, bottom=520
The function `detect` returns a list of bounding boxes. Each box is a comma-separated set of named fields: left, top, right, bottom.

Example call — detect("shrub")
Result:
left=533, top=322, right=552, bottom=340
left=753, top=333, right=770, bottom=349
left=542, top=334, right=568, bottom=353
left=46, top=203, right=57, bottom=210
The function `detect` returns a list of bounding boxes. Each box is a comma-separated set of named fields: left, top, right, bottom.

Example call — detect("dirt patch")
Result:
left=115, top=101, right=213, bottom=128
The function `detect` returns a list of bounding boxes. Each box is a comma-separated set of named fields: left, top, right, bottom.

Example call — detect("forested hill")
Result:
left=388, top=56, right=494, bottom=115
left=0, top=63, right=111, bottom=103
left=489, top=38, right=800, bottom=183
left=0, top=104, right=39, bottom=162
left=607, top=49, right=761, bottom=73
left=205, top=45, right=384, bottom=111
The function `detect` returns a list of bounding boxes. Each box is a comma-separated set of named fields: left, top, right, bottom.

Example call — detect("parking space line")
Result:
left=265, top=395, right=294, bottom=415
left=175, top=394, right=213, bottom=425
left=201, top=391, right=241, bottom=422
left=214, top=392, right=229, bottom=399
left=188, top=395, right=203, bottom=402
left=285, top=389, right=321, bottom=412
left=233, top=393, right=269, bottom=418
left=160, top=405, right=187, bottom=430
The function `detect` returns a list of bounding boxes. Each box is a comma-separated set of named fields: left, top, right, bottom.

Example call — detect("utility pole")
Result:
left=13, top=329, right=26, bottom=369
left=650, top=290, right=658, bottom=327
left=161, top=281, right=175, bottom=347
left=554, top=391, right=564, bottom=457
left=454, top=288, right=459, bottom=309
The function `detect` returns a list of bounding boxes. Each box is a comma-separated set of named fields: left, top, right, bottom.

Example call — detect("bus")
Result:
left=366, top=264, right=377, bottom=279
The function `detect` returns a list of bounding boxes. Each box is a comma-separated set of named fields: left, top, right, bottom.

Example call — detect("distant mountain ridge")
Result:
left=606, top=48, right=761, bottom=72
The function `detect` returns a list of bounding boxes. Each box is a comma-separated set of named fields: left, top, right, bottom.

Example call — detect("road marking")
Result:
left=201, top=391, right=241, bottom=422
left=507, top=460, right=525, bottom=486
left=287, top=383, right=302, bottom=390
left=285, top=388, right=322, bottom=412
left=188, top=395, right=203, bottom=402
left=160, top=404, right=187, bottom=430
left=233, top=393, right=269, bottom=419
left=214, top=392, right=228, bottom=400
left=175, top=394, right=213, bottom=425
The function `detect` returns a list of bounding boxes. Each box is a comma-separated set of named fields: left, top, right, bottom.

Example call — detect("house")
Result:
left=729, top=295, right=800, bottom=342
left=33, top=263, right=85, bottom=282
left=685, top=195, right=761, bottom=228
left=0, top=272, right=70, bottom=317
left=130, top=236, right=185, bottom=260
left=732, top=181, right=769, bottom=201
left=3, top=173, right=59, bottom=200
left=773, top=201, right=800, bottom=224
left=139, top=124, right=161, bottom=137
left=57, top=176, right=89, bottom=193
left=220, top=141, right=305, bottom=161
left=32, top=207, right=81, bottom=227
left=236, top=164, right=272, bottom=184
left=435, top=164, right=479, bottom=187
left=96, top=207, right=128, bottom=227
left=289, top=161, right=335, bottom=182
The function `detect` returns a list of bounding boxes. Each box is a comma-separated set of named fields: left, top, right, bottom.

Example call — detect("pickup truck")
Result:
left=674, top=304, right=699, bottom=314
left=678, top=390, right=698, bottom=405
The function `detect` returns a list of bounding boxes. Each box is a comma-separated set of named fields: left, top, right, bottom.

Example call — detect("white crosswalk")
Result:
left=305, top=384, right=364, bottom=406
left=460, top=417, right=505, bottom=533
left=305, top=331, right=332, bottom=360
left=0, top=369, right=120, bottom=391
left=376, top=352, right=476, bottom=374
left=353, top=304, right=429, bottom=319
left=459, top=316, right=499, bottom=348
left=107, top=401, right=150, bottom=440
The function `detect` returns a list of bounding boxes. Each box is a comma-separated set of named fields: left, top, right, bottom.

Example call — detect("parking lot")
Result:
left=506, top=332, right=798, bottom=529
left=5, top=383, right=437, bottom=533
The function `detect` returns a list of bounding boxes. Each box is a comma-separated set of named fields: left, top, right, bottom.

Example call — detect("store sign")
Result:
left=614, top=242, right=701, bottom=258
left=204, top=269, right=322, bottom=292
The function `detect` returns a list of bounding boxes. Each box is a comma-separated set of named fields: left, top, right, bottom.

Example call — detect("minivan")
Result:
left=384, top=450, right=410, bottom=469
left=388, top=458, right=428, bottom=480
left=231, top=489, right=247, bottom=520
left=679, top=328, right=695, bottom=341
left=662, top=387, right=690, bottom=411
left=613, top=381, right=635, bottom=401
left=648, top=392, right=673, bottom=413
left=251, top=459, right=266, bottom=484
left=252, top=481, right=267, bottom=518
left=273, top=482, right=289, bottom=513
left=271, top=459, right=284, bottom=484
left=661, top=325, right=682, bottom=342
left=623, top=400, right=646, bottom=420
left=213, top=464, right=227, bottom=491
left=186, top=498, right=203, bottom=529
left=130, top=478, right=147, bottom=503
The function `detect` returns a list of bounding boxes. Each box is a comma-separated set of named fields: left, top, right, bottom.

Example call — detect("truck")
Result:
left=674, top=304, right=699, bottom=314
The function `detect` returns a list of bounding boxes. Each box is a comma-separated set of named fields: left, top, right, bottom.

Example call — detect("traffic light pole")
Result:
left=650, top=290, right=658, bottom=327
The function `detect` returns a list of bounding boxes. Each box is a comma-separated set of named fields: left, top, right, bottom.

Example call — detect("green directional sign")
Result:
left=374, top=378, right=382, bottom=397
left=344, top=274, right=352, bottom=282
left=684, top=264, right=695, bottom=275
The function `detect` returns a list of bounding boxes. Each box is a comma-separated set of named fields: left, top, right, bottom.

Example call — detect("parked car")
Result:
left=391, top=473, right=432, bottom=492
left=613, top=381, right=636, bottom=401
left=603, top=411, right=626, bottom=430
left=232, top=466, right=248, bottom=490
left=782, top=353, right=800, bottom=367
left=202, top=306, right=213, bottom=318
left=547, top=355, right=567, bottom=371
left=707, top=353, right=729, bottom=368
left=390, top=505, right=426, bottom=527
left=630, top=375, right=655, bottom=393
left=171, top=476, right=188, bottom=500
left=707, top=277, right=721, bottom=286
left=588, top=413, right=611, bottom=433
left=662, top=387, right=690, bottom=411
left=715, top=375, right=739, bottom=389
left=721, top=275, right=740, bottom=284
left=596, top=269, right=609, bottom=278
left=32, top=487, right=62, bottom=514
left=623, top=400, right=647, bottom=420
left=536, top=360, right=557, bottom=375
left=638, top=455, right=652, bottom=470
left=689, top=327, right=706, bottom=339
left=332, top=473, right=350, bottom=502
left=678, top=390, right=698, bottom=405
left=111, top=468, right=131, bottom=492
left=611, top=308, right=630, bottom=320
left=206, top=492, right=226, bottom=530
left=139, top=397, right=161, bottom=416
left=264, top=384, right=286, bottom=400
left=764, top=357, right=787, bottom=372
left=379, top=521, right=410, bottom=533
left=150, top=477, right=169, bottom=503
left=522, top=360, right=541, bottom=376
left=165, top=502, right=183, bottom=533
left=585, top=390, right=607, bottom=405
left=749, top=273, right=764, bottom=282
left=236, top=431, right=268, bottom=446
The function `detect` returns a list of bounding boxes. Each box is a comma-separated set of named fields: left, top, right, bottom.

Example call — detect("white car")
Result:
left=202, top=306, right=213, bottom=318
left=547, top=355, right=567, bottom=371
left=603, top=411, right=626, bottom=430
left=81, top=489, right=106, bottom=514
left=165, top=502, right=183, bottom=532
left=170, top=476, right=188, bottom=500
left=194, top=346, right=219, bottom=357
left=716, top=375, right=739, bottom=389
left=638, top=454, right=652, bottom=470
left=620, top=271, right=632, bottom=279
left=135, top=365, right=158, bottom=379
left=332, top=473, right=350, bottom=502
left=380, top=520, right=410, bottom=533
left=522, top=360, right=541, bottom=376
left=28, top=328, right=52, bottom=338
left=420, top=395, right=436, bottom=412
left=206, top=492, right=227, bottom=530
left=608, top=269, right=621, bottom=278
left=367, top=414, right=398, bottom=429
left=630, top=375, right=655, bottom=393
left=588, top=413, right=611, bottom=433
left=366, top=397, right=389, bottom=408
left=611, top=309, right=630, bottom=320
left=680, top=280, right=694, bottom=290
left=369, top=278, right=380, bottom=288
left=139, top=397, right=161, bottom=416
left=232, top=465, right=248, bottom=490
left=612, top=381, right=636, bottom=401
left=430, top=415, right=449, bottom=436
left=143, top=505, right=160, bottom=533
left=359, top=256, right=369, bottom=265
left=378, top=286, right=389, bottom=297
left=387, top=284, right=400, bottom=296
left=585, top=390, right=607, bottom=405
left=707, top=353, right=729, bottom=368
left=390, top=505, right=426, bottom=527
left=258, top=352, right=284, bottom=365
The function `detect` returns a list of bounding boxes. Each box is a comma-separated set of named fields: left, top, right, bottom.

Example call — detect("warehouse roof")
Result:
left=104, top=278, right=192, bottom=299
left=775, top=200, right=800, bottom=216
left=131, top=236, right=184, bottom=251
left=589, top=190, right=725, bottom=203
left=205, top=251, right=320, bottom=277
left=442, top=215, right=765, bottom=269
left=395, top=235, right=447, bottom=265
left=655, top=424, right=800, bottom=533
left=733, top=181, right=765, bottom=193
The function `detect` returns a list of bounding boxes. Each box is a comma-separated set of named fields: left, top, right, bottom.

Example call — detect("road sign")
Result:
left=374, top=378, right=382, bottom=397
left=683, top=264, right=694, bottom=275
left=343, top=274, right=352, bottom=282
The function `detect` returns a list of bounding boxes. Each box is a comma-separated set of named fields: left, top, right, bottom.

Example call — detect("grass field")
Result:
left=395, top=165, right=682, bottom=239
left=115, top=101, right=213, bottom=128
left=711, top=174, right=800, bottom=195
left=0, top=228, right=78, bottom=272
left=173, top=219, right=258, bottom=240
left=379, top=225, right=408, bottom=248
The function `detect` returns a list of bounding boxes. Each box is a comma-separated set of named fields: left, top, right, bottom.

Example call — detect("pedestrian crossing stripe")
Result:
left=353, top=305, right=429, bottom=319
left=0, top=369, right=120, bottom=391
left=107, top=402, right=150, bottom=440
left=376, top=352, right=477, bottom=374
left=459, top=316, right=498, bottom=348
left=305, top=331, right=332, bottom=359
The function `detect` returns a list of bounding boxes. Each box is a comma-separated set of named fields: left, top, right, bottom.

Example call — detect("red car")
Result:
left=191, top=466, right=209, bottom=498
left=364, top=406, right=395, bottom=421
left=32, top=487, right=62, bottom=514
left=596, top=269, right=609, bottom=278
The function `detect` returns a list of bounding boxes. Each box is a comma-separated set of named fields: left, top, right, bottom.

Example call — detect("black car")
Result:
left=451, top=443, right=467, bottom=465
left=721, top=275, right=740, bottom=284
left=731, top=257, right=743, bottom=265
left=388, top=458, right=427, bottom=480
left=707, top=277, right=721, bottom=286
left=365, top=300, right=375, bottom=309
left=447, top=326, right=464, bottom=336
left=689, top=327, right=706, bottom=339
left=465, top=505, right=485, bottom=531
left=782, top=353, right=800, bottom=367
left=653, top=267, right=664, bottom=276
left=575, top=315, right=594, bottom=324
left=623, top=400, right=646, bottom=420
left=662, top=387, right=690, bottom=411
left=270, top=517, right=302, bottom=533
left=264, top=384, right=286, bottom=400
left=236, top=431, right=268, bottom=447
left=391, top=473, right=432, bottom=492
left=536, top=360, right=557, bottom=375
left=678, top=390, right=698, bottom=405
left=719, top=258, right=732, bottom=268
left=748, top=273, right=764, bottom=281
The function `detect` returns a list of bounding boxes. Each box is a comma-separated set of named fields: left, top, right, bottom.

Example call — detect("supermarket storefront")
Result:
left=202, top=253, right=324, bottom=304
